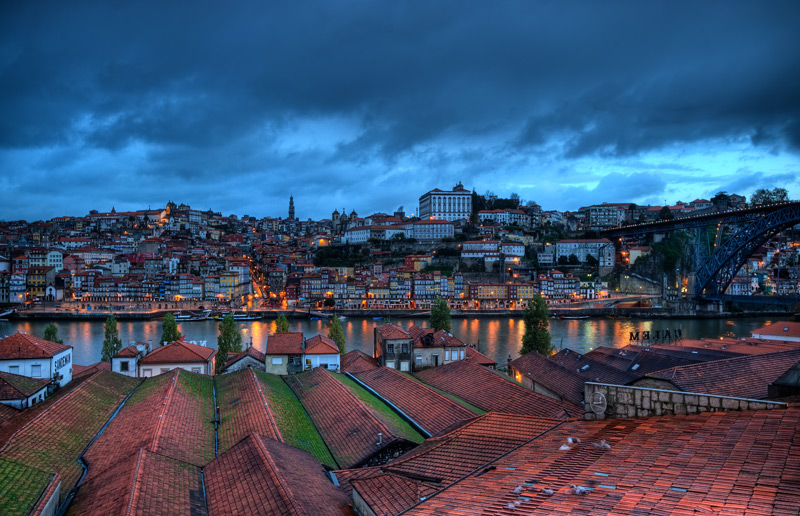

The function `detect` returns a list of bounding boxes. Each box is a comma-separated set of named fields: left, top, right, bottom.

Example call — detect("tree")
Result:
left=430, top=297, right=452, bottom=333
left=160, top=312, right=181, bottom=345
left=520, top=295, right=552, bottom=356
left=711, top=191, right=730, bottom=210
left=216, top=314, right=243, bottom=371
left=568, top=253, right=580, bottom=265
left=275, top=315, right=290, bottom=333
left=101, top=315, right=122, bottom=362
left=43, top=323, right=63, bottom=344
left=659, top=206, right=674, bottom=220
left=586, top=254, right=599, bottom=266
left=328, top=317, right=346, bottom=355
left=750, top=187, right=788, bottom=206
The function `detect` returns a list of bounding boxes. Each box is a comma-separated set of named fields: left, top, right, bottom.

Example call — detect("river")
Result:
left=0, top=315, right=778, bottom=368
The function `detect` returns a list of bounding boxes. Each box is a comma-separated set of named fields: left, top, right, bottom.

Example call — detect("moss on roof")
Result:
left=0, top=457, right=55, bottom=516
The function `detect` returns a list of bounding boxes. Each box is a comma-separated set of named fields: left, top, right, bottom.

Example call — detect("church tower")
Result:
left=288, top=195, right=295, bottom=220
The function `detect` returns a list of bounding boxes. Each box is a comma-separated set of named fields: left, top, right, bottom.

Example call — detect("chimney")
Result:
left=507, top=354, right=512, bottom=371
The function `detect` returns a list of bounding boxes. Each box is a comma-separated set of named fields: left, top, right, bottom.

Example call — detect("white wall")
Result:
left=139, top=361, right=211, bottom=377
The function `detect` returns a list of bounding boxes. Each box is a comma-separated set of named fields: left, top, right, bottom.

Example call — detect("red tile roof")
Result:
left=304, top=334, right=340, bottom=355
left=353, top=473, right=437, bottom=515
left=216, top=369, right=281, bottom=453
left=376, top=323, right=411, bottom=340
left=66, top=447, right=206, bottom=516
left=0, top=332, right=71, bottom=359
left=403, top=406, right=800, bottom=516
left=222, top=346, right=266, bottom=371
left=72, top=361, right=112, bottom=380
left=510, top=352, right=587, bottom=405
left=465, top=346, right=497, bottom=367
left=114, top=344, right=140, bottom=358
left=414, top=360, right=578, bottom=418
left=285, top=367, right=402, bottom=469
left=205, top=434, right=351, bottom=516
left=354, top=367, right=476, bottom=436
left=341, top=350, right=378, bottom=374
left=0, top=372, right=49, bottom=401
left=645, top=348, right=800, bottom=399
left=266, top=332, right=304, bottom=354
left=551, top=348, right=638, bottom=385
left=139, top=339, right=215, bottom=365
left=752, top=321, right=800, bottom=339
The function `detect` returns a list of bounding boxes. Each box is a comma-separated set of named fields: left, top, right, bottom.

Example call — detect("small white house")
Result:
left=137, top=339, right=217, bottom=377
left=0, top=371, right=50, bottom=409
left=0, top=332, right=73, bottom=388
left=303, top=335, right=341, bottom=370
left=111, top=342, right=151, bottom=378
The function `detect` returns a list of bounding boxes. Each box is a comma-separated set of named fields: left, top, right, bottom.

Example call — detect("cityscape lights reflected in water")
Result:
left=0, top=316, right=775, bottom=367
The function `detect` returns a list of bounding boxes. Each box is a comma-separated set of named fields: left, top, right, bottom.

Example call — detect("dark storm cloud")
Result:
left=1, top=0, right=799, bottom=220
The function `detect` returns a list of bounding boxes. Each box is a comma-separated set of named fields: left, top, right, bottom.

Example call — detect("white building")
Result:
left=0, top=371, right=50, bottom=409
left=0, top=332, right=73, bottom=388
left=137, top=339, right=217, bottom=377
left=404, top=219, right=454, bottom=242
left=751, top=321, right=800, bottom=343
left=477, top=209, right=531, bottom=227
left=555, top=239, right=615, bottom=267
left=303, top=335, right=341, bottom=370
left=418, top=182, right=472, bottom=222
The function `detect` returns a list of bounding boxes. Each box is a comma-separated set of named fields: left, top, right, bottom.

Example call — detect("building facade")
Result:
left=418, top=182, right=472, bottom=222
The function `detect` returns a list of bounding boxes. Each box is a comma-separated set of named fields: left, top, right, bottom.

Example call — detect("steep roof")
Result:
left=215, top=369, right=281, bottom=454
left=354, top=367, right=477, bottom=436
left=551, top=348, right=638, bottom=385
left=341, top=350, right=378, bottom=374
left=646, top=348, right=800, bottom=399
left=0, top=371, right=49, bottom=401
left=510, top=352, right=586, bottom=405
left=376, top=324, right=411, bottom=340
left=113, top=344, right=141, bottom=358
left=222, top=346, right=266, bottom=371
left=205, top=434, right=351, bottom=516
left=0, top=332, right=71, bottom=359
left=403, top=405, right=800, bottom=516
left=304, top=334, right=340, bottom=355
left=465, top=346, right=497, bottom=367
left=751, top=321, right=800, bottom=340
left=414, top=360, right=578, bottom=418
left=285, top=367, right=401, bottom=469
left=266, top=332, right=304, bottom=355
left=139, top=339, right=215, bottom=365
left=353, top=473, right=437, bottom=516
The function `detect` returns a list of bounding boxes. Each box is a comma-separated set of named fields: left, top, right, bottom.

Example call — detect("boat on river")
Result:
left=173, top=309, right=211, bottom=322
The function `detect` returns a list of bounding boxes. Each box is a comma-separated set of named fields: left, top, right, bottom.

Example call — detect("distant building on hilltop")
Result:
left=419, top=181, right=472, bottom=222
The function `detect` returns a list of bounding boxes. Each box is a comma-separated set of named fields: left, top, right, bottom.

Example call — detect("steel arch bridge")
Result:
left=694, top=202, right=800, bottom=299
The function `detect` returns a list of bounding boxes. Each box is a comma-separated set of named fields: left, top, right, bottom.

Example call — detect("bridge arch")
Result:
left=694, top=203, right=800, bottom=299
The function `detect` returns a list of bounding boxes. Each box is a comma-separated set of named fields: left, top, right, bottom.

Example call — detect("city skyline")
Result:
left=2, top=1, right=799, bottom=221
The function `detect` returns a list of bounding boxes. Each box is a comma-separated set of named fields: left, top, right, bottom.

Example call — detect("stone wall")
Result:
left=584, top=382, right=787, bottom=420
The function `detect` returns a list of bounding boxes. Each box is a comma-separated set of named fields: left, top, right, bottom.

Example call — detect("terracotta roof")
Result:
left=551, top=348, right=638, bottom=385
left=67, top=447, right=206, bottom=516
left=0, top=457, right=59, bottom=516
left=341, top=350, right=378, bottom=374
left=408, top=326, right=466, bottom=349
left=114, top=344, right=140, bottom=358
left=403, top=406, right=800, bottom=516
left=215, top=369, right=281, bottom=453
left=0, top=372, right=49, bottom=401
left=353, top=473, right=438, bottom=515
left=0, top=332, right=71, bottom=359
left=752, top=321, right=800, bottom=339
left=285, top=367, right=401, bottom=469
left=222, top=346, right=266, bottom=371
left=333, top=412, right=563, bottom=505
left=510, top=352, right=586, bottom=405
left=205, top=434, right=352, bottom=516
left=645, top=348, right=800, bottom=399
left=414, top=360, right=578, bottom=418
left=354, top=367, right=477, bottom=436
left=266, top=332, right=304, bottom=355
left=71, top=361, right=111, bottom=380
left=465, top=346, right=497, bottom=367
left=304, top=334, right=340, bottom=355
left=585, top=345, right=724, bottom=374
left=376, top=323, right=411, bottom=340
left=139, top=339, right=215, bottom=365
left=0, top=371, right=140, bottom=503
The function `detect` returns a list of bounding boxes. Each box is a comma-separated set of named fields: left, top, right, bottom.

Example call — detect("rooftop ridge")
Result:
left=0, top=369, right=104, bottom=453
left=149, top=370, right=180, bottom=454
left=584, top=381, right=790, bottom=407
left=253, top=435, right=308, bottom=516
left=125, top=448, right=146, bottom=516
left=250, top=370, right=283, bottom=443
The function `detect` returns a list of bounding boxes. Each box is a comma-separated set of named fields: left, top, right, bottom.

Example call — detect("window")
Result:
left=460, top=349, right=465, bottom=360
left=271, top=357, right=283, bottom=365
left=386, top=360, right=396, bottom=369
left=31, top=365, right=42, bottom=377
left=400, top=361, right=410, bottom=372
left=387, top=344, right=394, bottom=353
left=120, top=361, right=129, bottom=372
left=143, top=368, right=152, bottom=377
left=192, top=367, right=201, bottom=373
left=415, top=354, right=423, bottom=365
left=401, top=343, right=408, bottom=353
left=445, top=350, right=451, bottom=361
left=9, top=366, right=19, bottom=374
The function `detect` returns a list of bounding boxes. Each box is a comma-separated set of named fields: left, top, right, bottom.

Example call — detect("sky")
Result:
left=1, top=1, right=799, bottom=222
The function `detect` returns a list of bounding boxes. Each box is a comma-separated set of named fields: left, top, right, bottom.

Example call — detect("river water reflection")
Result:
left=0, top=315, right=776, bottom=367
